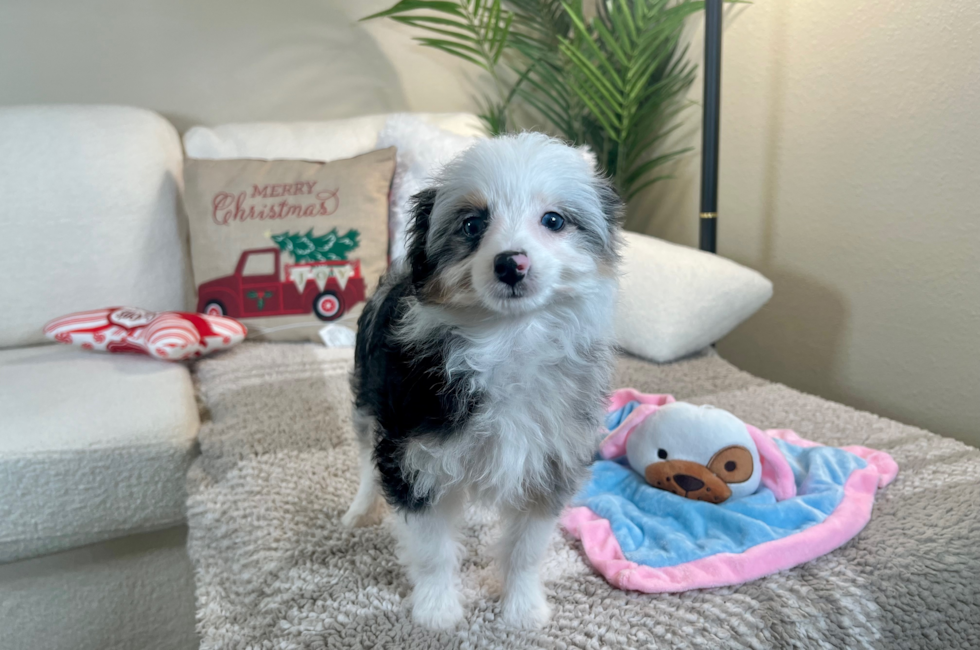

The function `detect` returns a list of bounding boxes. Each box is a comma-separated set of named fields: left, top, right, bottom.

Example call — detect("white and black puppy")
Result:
left=345, top=132, right=622, bottom=630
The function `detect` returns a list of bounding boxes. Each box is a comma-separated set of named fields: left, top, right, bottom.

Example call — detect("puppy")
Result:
left=344, top=132, right=622, bottom=630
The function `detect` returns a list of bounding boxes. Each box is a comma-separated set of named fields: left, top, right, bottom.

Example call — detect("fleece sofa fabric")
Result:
left=0, top=526, right=198, bottom=650
left=0, top=105, right=190, bottom=348
left=615, top=231, right=773, bottom=363
left=186, top=343, right=979, bottom=649
left=0, top=345, right=199, bottom=563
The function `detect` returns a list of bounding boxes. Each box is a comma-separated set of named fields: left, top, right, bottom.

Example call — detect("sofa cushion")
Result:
left=0, top=345, right=199, bottom=563
left=0, top=105, right=190, bottom=349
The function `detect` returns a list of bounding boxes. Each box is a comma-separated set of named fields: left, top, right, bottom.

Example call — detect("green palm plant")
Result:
left=364, top=0, right=705, bottom=201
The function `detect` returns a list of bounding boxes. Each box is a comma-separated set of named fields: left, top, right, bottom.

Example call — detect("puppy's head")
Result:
left=405, top=133, right=621, bottom=315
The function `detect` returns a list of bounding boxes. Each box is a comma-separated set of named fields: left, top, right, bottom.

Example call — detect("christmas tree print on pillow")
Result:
left=270, top=228, right=360, bottom=262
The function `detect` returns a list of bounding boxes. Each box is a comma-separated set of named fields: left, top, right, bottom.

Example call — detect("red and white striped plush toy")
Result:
left=44, top=307, right=247, bottom=361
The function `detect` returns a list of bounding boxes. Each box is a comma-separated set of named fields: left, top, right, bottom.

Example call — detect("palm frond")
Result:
left=545, top=0, right=703, bottom=195
left=365, top=0, right=711, bottom=196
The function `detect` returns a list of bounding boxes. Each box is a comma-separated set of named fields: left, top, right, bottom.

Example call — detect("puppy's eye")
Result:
left=541, top=212, right=565, bottom=231
left=461, top=217, right=486, bottom=238
left=657, top=448, right=668, bottom=460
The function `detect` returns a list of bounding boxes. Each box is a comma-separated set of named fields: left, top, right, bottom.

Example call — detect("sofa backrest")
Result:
left=0, top=105, right=190, bottom=348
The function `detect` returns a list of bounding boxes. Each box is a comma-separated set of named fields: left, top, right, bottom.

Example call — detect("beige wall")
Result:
left=634, top=1, right=980, bottom=447
left=0, top=0, right=513, bottom=130
left=0, top=0, right=465, bottom=131
left=3, top=0, right=976, bottom=446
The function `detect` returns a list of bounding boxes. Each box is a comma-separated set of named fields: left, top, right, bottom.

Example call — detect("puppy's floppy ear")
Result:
left=406, top=188, right=438, bottom=289
left=593, top=175, right=624, bottom=261
left=595, top=177, right=624, bottom=225
left=578, top=144, right=623, bottom=233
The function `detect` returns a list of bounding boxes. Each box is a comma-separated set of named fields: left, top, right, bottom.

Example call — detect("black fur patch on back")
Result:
left=352, top=277, right=480, bottom=512
left=353, top=190, right=481, bottom=512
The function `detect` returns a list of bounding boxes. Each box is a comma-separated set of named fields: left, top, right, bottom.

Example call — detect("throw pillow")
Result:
left=182, top=113, right=485, bottom=162
left=615, top=232, right=773, bottom=363
left=43, top=307, right=246, bottom=361
left=182, top=113, right=486, bottom=266
left=183, top=148, right=396, bottom=341
left=376, top=114, right=480, bottom=261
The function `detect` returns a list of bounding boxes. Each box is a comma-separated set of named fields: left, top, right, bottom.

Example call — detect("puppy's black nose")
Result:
left=673, top=474, right=705, bottom=493
left=493, top=251, right=530, bottom=287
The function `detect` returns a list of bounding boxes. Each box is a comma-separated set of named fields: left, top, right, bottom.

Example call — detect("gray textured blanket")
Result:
left=187, top=343, right=980, bottom=649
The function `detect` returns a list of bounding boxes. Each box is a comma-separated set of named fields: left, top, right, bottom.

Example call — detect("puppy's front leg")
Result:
left=498, top=504, right=558, bottom=628
left=396, top=489, right=466, bottom=630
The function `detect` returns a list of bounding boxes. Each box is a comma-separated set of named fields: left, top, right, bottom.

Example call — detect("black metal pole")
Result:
left=699, top=0, right=722, bottom=253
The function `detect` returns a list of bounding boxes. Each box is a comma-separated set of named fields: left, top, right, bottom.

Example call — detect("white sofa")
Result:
left=0, top=104, right=772, bottom=650
left=0, top=105, right=200, bottom=650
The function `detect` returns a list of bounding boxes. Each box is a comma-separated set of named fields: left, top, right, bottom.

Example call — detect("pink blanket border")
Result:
left=562, top=433, right=898, bottom=593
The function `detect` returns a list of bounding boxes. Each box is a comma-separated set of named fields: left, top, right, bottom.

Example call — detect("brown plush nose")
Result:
left=673, top=474, right=705, bottom=493
left=494, top=251, right=530, bottom=286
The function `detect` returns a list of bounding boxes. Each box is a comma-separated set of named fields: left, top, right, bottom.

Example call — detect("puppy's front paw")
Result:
left=501, top=583, right=551, bottom=629
left=411, top=586, right=464, bottom=630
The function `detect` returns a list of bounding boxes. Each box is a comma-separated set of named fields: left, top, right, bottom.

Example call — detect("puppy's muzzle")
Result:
left=494, top=251, right=530, bottom=287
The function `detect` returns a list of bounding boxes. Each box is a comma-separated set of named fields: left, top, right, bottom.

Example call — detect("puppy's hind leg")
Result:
left=342, top=408, right=384, bottom=527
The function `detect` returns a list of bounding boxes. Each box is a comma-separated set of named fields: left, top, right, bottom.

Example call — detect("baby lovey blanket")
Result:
left=562, top=389, right=899, bottom=593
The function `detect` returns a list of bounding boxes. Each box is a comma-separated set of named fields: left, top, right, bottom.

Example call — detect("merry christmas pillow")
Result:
left=183, top=148, right=395, bottom=341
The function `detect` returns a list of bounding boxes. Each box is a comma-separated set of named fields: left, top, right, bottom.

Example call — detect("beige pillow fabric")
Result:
left=183, top=148, right=395, bottom=341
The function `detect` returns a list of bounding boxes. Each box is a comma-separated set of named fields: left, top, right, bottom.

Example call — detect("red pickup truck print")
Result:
left=196, top=248, right=366, bottom=321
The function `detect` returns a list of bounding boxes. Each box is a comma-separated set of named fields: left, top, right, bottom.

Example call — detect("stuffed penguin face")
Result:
left=625, top=402, right=762, bottom=502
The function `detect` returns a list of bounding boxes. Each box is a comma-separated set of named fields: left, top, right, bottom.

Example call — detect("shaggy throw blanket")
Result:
left=187, top=343, right=980, bottom=649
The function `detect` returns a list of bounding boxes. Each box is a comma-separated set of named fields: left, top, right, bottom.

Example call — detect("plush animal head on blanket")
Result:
left=625, top=402, right=762, bottom=503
